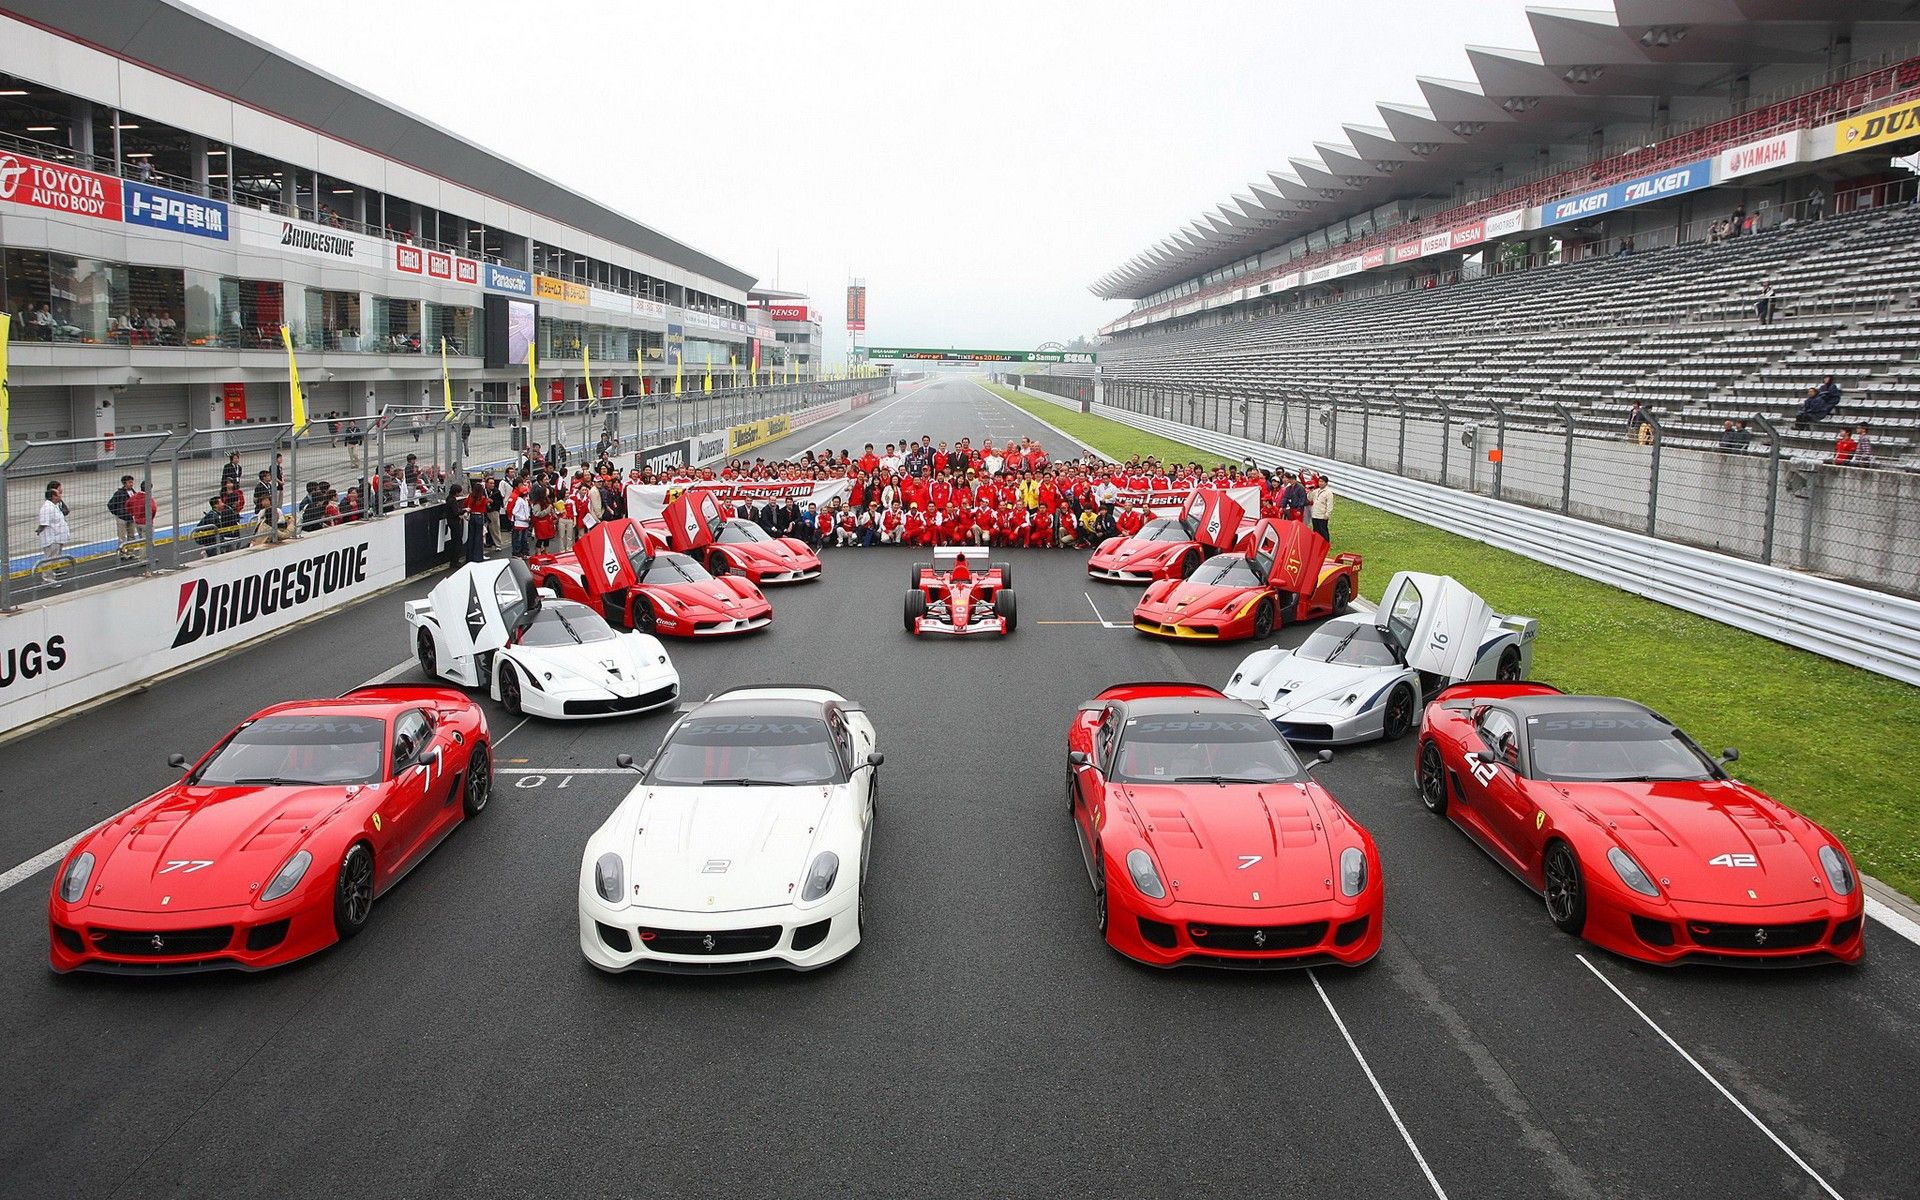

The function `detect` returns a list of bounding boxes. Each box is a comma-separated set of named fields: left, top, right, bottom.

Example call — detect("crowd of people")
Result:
left=452, top=434, right=1336, bottom=567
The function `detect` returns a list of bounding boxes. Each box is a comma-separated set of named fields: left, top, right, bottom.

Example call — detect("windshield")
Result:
left=647, top=715, right=842, bottom=786
left=1528, top=712, right=1717, bottom=783
left=1114, top=713, right=1304, bottom=784
left=717, top=520, right=773, bottom=545
left=1296, top=622, right=1401, bottom=668
left=518, top=601, right=618, bottom=648
left=1189, top=555, right=1261, bottom=588
left=194, top=715, right=387, bottom=786
left=636, top=552, right=714, bottom=585
left=1135, top=518, right=1189, bottom=543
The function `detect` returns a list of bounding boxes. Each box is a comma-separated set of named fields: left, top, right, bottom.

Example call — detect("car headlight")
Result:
left=594, top=852, right=625, bottom=902
left=1607, top=847, right=1660, bottom=897
left=1125, top=848, right=1167, bottom=899
left=261, top=850, right=312, bottom=902
left=801, top=851, right=839, bottom=901
left=1339, top=847, right=1367, bottom=896
left=1818, top=845, right=1855, bottom=896
left=651, top=596, right=676, bottom=615
left=58, top=852, right=94, bottom=904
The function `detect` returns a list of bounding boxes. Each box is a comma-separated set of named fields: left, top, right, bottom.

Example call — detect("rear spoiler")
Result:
left=1433, top=681, right=1563, bottom=707
left=1091, top=681, right=1228, bottom=703
left=340, top=684, right=473, bottom=705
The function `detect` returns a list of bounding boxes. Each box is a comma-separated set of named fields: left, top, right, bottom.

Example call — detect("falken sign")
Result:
left=1539, top=158, right=1712, bottom=228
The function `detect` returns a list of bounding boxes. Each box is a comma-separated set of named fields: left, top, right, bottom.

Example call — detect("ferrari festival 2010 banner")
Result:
left=626, top=478, right=855, bottom=520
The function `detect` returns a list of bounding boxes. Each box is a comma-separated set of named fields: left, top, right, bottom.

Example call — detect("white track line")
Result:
left=969, top=377, right=1112, bottom=463
left=797, top=377, right=935, bottom=454
left=1083, top=592, right=1128, bottom=629
left=1575, top=953, right=1845, bottom=1200
left=497, top=766, right=630, bottom=775
left=1309, top=969, right=1451, bottom=1200
left=1866, top=896, right=1920, bottom=947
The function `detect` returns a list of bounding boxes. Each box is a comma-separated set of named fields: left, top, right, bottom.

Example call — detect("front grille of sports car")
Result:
left=1137, top=917, right=1178, bottom=949
left=1189, top=953, right=1339, bottom=971
left=791, top=919, right=832, bottom=952
left=595, top=922, right=633, bottom=953
left=1684, top=918, right=1826, bottom=951
left=638, top=925, right=783, bottom=955
left=1333, top=917, right=1371, bottom=947
left=52, top=925, right=84, bottom=953
left=564, top=683, right=678, bottom=717
left=1186, top=921, right=1328, bottom=953
left=90, top=925, right=234, bottom=957
left=1135, top=620, right=1220, bottom=638
left=245, top=920, right=290, bottom=951
left=1832, top=916, right=1863, bottom=945
left=1276, top=722, right=1334, bottom=742
left=1632, top=916, right=1676, bottom=947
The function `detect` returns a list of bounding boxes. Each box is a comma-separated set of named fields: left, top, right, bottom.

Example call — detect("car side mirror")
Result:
left=1720, top=747, right=1740, bottom=764
left=419, top=748, right=442, bottom=770
left=1304, top=749, right=1333, bottom=772
left=1068, top=750, right=1092, bottom=767
left=866, top=751, right=885, bottom=767
left=616, top=753, right=643, bottom=773
left=168, top=752, right=189, bottom=770
left=1473, top=748, right=1497, bottom=765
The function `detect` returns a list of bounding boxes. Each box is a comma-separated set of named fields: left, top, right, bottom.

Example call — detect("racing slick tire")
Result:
left=1543, top=841, right=1587, bottom=936
left=333, top=843, right=376, bottom=939
left=996, top=588, right=1018, bottom=633
left=904, top=590, right=927, bottom=632
left=1252, top=597, right=1276, bottom=639
left=1382, top=683, right=1416, bottom=741
left=498, top=661, right=525, bottom=716
left=1497, top=646, right=1523, bottom=683
left=462, top=743, right=493, bottom=818
left=1333, top=576, right=1353, bottom=612
left=910, top=562, right=931, bottom=589
left=1418, top=741, right=1449, bottom=816
left=991, top=561, right=1012, bottom=587
left=416, top=627, right=438, bottom=679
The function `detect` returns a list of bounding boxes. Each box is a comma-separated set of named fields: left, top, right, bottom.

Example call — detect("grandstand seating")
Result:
left=1100, top=204, right=1920, bottom=463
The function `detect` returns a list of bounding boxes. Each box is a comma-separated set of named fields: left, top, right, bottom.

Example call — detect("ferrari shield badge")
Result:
left=1535, top=811, right=1545, bottom=830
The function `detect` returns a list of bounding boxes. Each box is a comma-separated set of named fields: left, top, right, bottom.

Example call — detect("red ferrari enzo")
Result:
left=1086, top=489, right=1248, bottom=583
left=1068, top=682, right=1381, bottom=968
left=639, top=500, right=821, bottom=585
left=1133, top=519, right=1360, bottom=641
left=49, top=687, right=492, bottom=974
left=1416, top=682, right=1864, bottom=966
left=531, top=501, right=772, bottom=638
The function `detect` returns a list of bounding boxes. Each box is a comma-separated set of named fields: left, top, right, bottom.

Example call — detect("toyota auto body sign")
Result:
left=0, top=152, right=123, bottom=221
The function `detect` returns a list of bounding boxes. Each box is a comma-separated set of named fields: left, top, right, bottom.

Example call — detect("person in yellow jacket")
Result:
left=1017, top=475, right=1041, bottom=513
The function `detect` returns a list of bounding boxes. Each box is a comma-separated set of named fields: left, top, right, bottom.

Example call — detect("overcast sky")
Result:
left=189, top=0, right=1542, bottom=365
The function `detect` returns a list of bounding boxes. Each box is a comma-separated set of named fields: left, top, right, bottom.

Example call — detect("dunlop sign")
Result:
left=1834, top=99, right=1920, bottom=154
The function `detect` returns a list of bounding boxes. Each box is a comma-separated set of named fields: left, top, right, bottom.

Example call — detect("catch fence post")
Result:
left=1644, top=408, right=1664, bottom=537
left=1490, top=402, right=1507, bottom=501
left=169, top=440, right=185, bottom=568
left=1359, top=398, right=1370, bottom=467
left=1552, top=402, right=1574, bottom=513
left=1436, top=396, right=1452, bottom=487
left=0, top=454, right=11, bottom=611
left=142, top=436, right=169, bottom=572
left=1396, top=398, right=1407, bottom=476
left=1752, top=415, right=1783, bottom=564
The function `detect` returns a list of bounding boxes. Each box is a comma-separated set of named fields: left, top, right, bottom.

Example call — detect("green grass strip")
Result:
left=993, top=382, right=1920, bottom=899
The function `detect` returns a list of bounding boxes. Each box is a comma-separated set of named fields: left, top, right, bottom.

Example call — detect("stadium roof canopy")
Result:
left=1091, top=1, right=1920, bottom=301
left=4, top=0, right=757, bottom=292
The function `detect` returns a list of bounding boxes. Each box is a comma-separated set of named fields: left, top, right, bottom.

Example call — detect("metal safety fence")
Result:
left=1015, top=375, right=1919, bottom=598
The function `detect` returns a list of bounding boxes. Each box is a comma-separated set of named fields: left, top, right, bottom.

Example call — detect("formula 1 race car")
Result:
left=49, top=687, right=492, bottom=974
left=1415, top=682, right=1864, bottom=967
left=905, top=548, right=1017, bottom=636
left=1067, top=682, right=1381, bottom=968
left=639, top=502, right=822, bottom=585
left=1086, top=489, right=1249, bottom=583
left=1225, top=571, right=1537, bottom=744
left=1133, top=519, right=1360, bottom=642
left=530, top=496, right=772, bottom=639
left=579, top=686, right=881, bottom=973
left=404, top=558, right=680, bottom=720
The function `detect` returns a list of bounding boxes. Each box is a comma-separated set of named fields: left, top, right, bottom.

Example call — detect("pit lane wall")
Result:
left=0, top=512, right=443, bottom=738
left=1010, top=385, right=1920, bottom=687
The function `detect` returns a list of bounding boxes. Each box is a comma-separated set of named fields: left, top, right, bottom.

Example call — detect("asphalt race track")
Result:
left=3, top=376, right=1916, bottom=1200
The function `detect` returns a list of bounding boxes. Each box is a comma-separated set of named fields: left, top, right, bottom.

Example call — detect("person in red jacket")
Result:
left=905, top=505, right=927, bottom=546
left=929, top=476, right=952, bottom=511
left=880, top=504, right=905, bottom=545
left=837, top=504, right=859, bottom=548
left=972, top=505, right=997, bottom=547
left=858, top=444, right=879, bottom=474
left=815, top=504, right=837, bottom=548
left=1056, top=508, right=1081, bottom=549
left=998, top=503, right=1027, bottom=547
left=1117, top=504, right=1145, bottom=537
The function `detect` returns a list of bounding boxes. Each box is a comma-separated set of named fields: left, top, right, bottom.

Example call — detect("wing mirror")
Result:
left=168, top=752, right=189, bottom=770
left=1472, top=749, right=1497, bottom=765
left=1719, top=747, right=1740, bottom=765
left=866, top=751, right=885, bottom=767
left=1304, top=749, right=1333, bottom=772
left=419, top=748, right=442, bottom=770
left=616, top=753, right=650, bottom=773
left=1068, top=750, right=1092, bottom=767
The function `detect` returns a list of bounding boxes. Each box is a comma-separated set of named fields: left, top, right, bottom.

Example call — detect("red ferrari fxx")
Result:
left=639, top=502, right=821, bottom=585
left=1415, top=682, right=1864, bottom=966
left=531, top=497, right=772, bottom=638
left=1133, top=519, right=1360, bottom=641
left=906, top=549, right=1017, bottom=636
left=1087, top=489, right=1248, bottom=583
left=48, top=687, right=492, bottom=974
left=1068, top=682, right=1381, bottom=968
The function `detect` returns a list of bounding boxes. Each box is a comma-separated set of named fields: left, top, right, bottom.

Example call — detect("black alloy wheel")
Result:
left=1093, top=854, right=1110, bottom=937
left=416, top=628, right=437, bottom=678
left=1333, top=576, right=1353, bottom=612
left=1382, top=683, right=1415, bottom=740
left=1497, top=646, right=1523, bottom=683
left=1252, top=597, right=1276, bottom=639
left=1543, top=843, right=1587, bottom=935
left=706, top=550, right=730, bottom=576
left=631, top=597, right=658, bottom=635
left=1418, top=742, right=1449, bottom=816
left=463, top=744, right=492, bottom=817
left=499, top=663, right=524, bottom=716
left=334, top=844, right=375, bottom=938
left=1179, top=549, right=1201, bottom=579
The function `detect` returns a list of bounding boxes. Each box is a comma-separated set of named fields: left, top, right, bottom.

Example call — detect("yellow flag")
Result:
left=279, top=325, right=308, bottom=434
left=583, top=341, right=593, bottom=409
left=673, top=356, right=683, bottom=396
left=703, top=364, right=712, bottom=394
left=637, top=344, right=646, bottom=399
left=440, top=337, right=453, bottom=417
left=0, top=313, right=11, bottom=461
left=729, top=354, right=738, bottom=389
left=528, top=340, right=540, bottom=413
